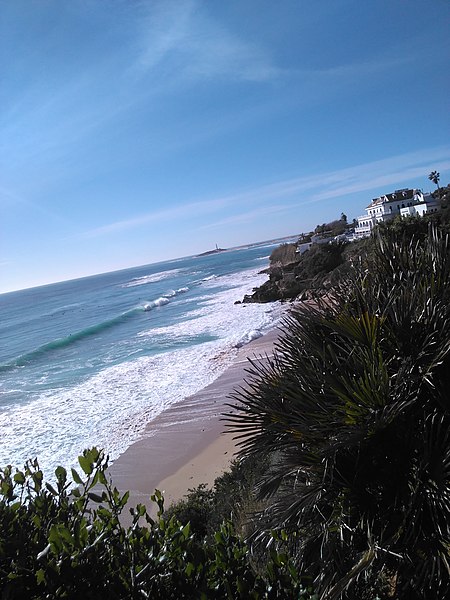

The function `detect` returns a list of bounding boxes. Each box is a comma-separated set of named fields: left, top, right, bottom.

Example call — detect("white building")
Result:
left=355, top=189, right=437, bottom=238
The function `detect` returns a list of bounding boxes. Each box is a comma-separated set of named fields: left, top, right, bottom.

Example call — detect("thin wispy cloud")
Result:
left=134, top=1, right=196, bottom=73
left=307, top=163, right=450, bottom=205
left=2, top=1, right=281, bottom=178
left=205, top=146, right=450, bottom=208
left=80, top=146, right=450, bottom=238
left=304, top=149, right=450, bottom=204
left=1, top=68, right=127, bottom=168
left=200, top=204, right=291, bottom=230
left=0, top=185, right=68, bottom=224
left=80, top=196, right=229, bottom=239
left=306, top=54, right=412, bottom=81
left=1, top=0, right=449, bottom=293
left=134, top=0, right=281, bottom=83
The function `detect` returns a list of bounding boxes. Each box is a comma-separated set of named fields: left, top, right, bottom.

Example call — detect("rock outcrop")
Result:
left=243, top=241, right=349, bottom=303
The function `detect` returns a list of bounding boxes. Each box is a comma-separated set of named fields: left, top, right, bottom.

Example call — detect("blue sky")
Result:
left=1, top=0, right=449, bottom=293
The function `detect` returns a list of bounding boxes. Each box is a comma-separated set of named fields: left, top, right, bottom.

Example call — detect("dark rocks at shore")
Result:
left=243, top=270, right=301, bottom=303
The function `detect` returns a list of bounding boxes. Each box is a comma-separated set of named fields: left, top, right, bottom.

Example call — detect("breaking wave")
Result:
left=0, top=308, right=142, bottom=371
left=235, top=329, right=263, bottom=348
left=122, top=269, right=183, bottom=288
left=0, top=285, right=192, bottom=372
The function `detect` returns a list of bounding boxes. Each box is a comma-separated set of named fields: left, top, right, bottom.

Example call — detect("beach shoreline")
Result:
left=108, top=326, right=280, bottom=521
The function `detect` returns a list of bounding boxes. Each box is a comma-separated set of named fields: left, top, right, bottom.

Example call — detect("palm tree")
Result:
left=429, top=170, right=441, bottom=190
left=226, top=225, right=450, bottom=599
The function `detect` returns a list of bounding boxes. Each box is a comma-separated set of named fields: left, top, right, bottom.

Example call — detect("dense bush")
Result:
left=314, top=219, right=347, bottom=237
left=244, top=240, right=349, bottom=303
left=293, top=242, right=346, bottom=282
left=164, top=453, right=269, bottom=538
left=227, top=225, right=450, bottom=599
left=0, top=448, right=314, bottom=599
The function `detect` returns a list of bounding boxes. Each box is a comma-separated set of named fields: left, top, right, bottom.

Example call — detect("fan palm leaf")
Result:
left=225, top=225, right=450, bottom=598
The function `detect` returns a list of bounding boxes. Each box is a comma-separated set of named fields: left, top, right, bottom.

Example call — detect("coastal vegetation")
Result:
left=242, top=236, right=363, bottom=302
left=1, top=214, right=449, bottom=598
left=244, top=197, right=450, bottom=304
left=0, top=449, right=308, bottom=598
left=226, top=222, right=450, bottom=598
left=172, top=219, right=450, bottom=598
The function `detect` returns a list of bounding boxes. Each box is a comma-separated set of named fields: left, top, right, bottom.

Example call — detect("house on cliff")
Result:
left=354, top=188, right=438, bottom=238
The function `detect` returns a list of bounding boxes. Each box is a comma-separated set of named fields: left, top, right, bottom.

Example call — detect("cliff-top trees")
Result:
left=227, top=224, right=450, bottom=599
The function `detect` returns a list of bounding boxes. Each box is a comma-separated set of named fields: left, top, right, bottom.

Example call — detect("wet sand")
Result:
left=108, top=327, right=280, bottom=521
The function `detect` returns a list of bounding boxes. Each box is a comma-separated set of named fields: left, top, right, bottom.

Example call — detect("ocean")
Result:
left=0, top=244, right=283, bottom=478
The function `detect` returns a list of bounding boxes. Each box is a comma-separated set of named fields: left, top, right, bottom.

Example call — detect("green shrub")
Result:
left=293, top=242, right=346, bottom=281
left=0, top=448, right=313, bottom=599
left=165, top=454, right=269, bottom=539
left=227, top=225, right=450, bottom=599
left=163, top=483, right=215, bottom=537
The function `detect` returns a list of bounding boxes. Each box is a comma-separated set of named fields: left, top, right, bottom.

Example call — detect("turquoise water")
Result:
left=0, top=245, right=282, bottom=476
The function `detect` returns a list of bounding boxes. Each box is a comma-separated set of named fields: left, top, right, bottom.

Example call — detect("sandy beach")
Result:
left=108, top=326, right=280, bottom=521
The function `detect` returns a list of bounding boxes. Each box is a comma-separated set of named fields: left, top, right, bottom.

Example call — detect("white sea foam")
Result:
left=0, top=342, right=236, bottom=477
left=122, top=268, right=183, bottom=288
left=235, top=329, right=263, bottom=348
left=143, top=297, right=170, bottom=311
left=0, top=265, right=284, bottom=478
left=141, top=286, right=189, bottom=311
left=140, top=268, right=278, bottom=348
left=200, top=266, right=264, bottom=292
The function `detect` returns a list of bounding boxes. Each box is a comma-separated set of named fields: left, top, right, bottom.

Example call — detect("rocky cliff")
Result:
left=242, top=241, right=349, bottom=303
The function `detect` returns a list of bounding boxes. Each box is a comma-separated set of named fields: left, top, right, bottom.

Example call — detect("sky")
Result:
left=1, top=0, right=449, bottom=293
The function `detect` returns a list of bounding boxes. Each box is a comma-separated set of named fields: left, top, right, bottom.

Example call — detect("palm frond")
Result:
left=224, top=224, right=450, bottom=598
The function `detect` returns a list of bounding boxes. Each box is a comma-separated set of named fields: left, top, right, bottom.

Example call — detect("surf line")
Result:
left=1, top=307, right=145, bottom=370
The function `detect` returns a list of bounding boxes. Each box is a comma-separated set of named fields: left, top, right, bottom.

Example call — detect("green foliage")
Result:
left=246, top=216, right=357, bottom=303
left=293, top=242, right=346, bottom=282
left=227, top=225, right=450, bottom=599
left=0, top=449, right=312, bottom=598
left=163, top=483, right=215, bottom=537
left=314, top=218, right=346, bottom=236
left=165, top=454, right=269, bottom=538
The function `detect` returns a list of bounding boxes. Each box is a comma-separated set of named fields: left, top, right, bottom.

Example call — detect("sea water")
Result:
left=0, top=244, right=283, bottom=477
